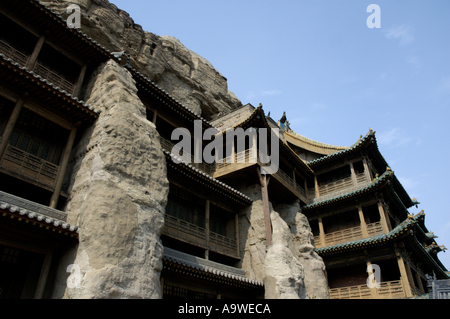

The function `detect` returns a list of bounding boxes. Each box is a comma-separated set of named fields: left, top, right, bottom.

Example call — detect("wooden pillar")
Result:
left=358, top=206, right=370, bottom=238
left=396, top=251, right=413, bottom=298
left=0, top=95, right=28, bottom=160
left=235, top=213, right=240, bottom=257
left=314, top=176, right=320, bottom=198
left=362, top=157, right=373, bottom=182
left=73, top=63, right=88, bottom=98
left=318, top=217, right=326, bottom=247
left=416, top=272, right=425, bottom=294
left=349, top=162, right=358, bottom=186
left=152, top=109, right=158, bottom=125
left=377, top=200, right=390, bottom=233
left=49, top=124, right=78, bottom=208
left=34, top=249, right=53, bottom=299
left=257, top=167, right=272, bottom=248
left=204, top=200, right=210, bottom=260
left=26, top=35, right=46, bottom=70
left=250, top=128, right=257, bottom=163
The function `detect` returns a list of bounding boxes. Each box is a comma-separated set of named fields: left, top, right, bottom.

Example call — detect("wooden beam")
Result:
left=204, top=199, right=210, bottom=260
left=73, top=63, right=88, bottom=99
left=0, top=94, right=28, bottom=160
left=34, top=248, right=53, bottom=299
left=49, top=123, right=78, bottom=208
left=26, top=35, right=46, bottom=70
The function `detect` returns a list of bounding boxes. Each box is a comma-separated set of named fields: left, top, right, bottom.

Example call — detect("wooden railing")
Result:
left=34, top=62, right=75, bottom=94
left=0, top=39, right=76, bottom=94
left=314, top=222, right=384, bottom=248
left=0, top=40, right=29, bottom=66
left=329, top=280, right=406, bottom=299
left=311, top=173, right=371, bottom=203
left=162, top=214, right=238, bottom=257
left=0, top=145, right=59, bottom=190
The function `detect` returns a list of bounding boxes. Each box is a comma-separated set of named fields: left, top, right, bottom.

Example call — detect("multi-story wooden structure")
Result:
left=0, top=0, right=446, bottom=299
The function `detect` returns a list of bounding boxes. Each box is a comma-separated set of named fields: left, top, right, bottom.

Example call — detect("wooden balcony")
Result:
left=0, top=145, right=59, bottom=191
left=310, top=173, right=371, bottom=203
left=162, top=214, right=238, bottom=258
left=329, top=280, right=407, bottom=299
left=0, top=39, right=75, bottom=94
left=314, top=222, right=384, bottom=248
left=0, top=40, right=29, bottom=66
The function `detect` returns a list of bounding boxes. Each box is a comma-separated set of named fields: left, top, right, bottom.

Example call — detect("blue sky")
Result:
left=110, top=0, right=450, bottom=270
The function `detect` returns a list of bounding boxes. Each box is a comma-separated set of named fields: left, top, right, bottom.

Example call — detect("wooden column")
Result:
left=415, top=272, right=425, bottom=294
left=362, top=157, right=373, bottom=182
left=235, top=213, right=240, bottom=257
left=72, top=63, right=88, bottom=98
left=49, top=124, right=78, bottom=208
left=377, top=200, right=390, bottom=234
left=358, top=206, right=370, bottom=238
left=26, top=35, right=46, bottom=70
left=314, top=176, right=320, bottom=198
left=396, top=251, right=413, bottom=298
left=0, top=95, right=28, bottom=160
left=250, top=128, right=257, bottom=163
left=34, top=249, right=53, bottom=299
left=257, top=167, right=272, bottom=248
left=349, top=162, right=358, bottom=186
left=204, top=200, right=210, bottom=260
left=318, top=217, right=326, bottom=247
left=152, top=109, right=158, bottom=125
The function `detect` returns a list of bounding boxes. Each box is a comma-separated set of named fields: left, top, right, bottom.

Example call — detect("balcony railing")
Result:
left=0, top=40, right=29, bottom=66
left=162, top=214, right=238, bottom=257
left=0, top=39, right=76, bottom=94
left=310, top=173, right=371, bottom=203
left=314, top=222, right=384, bottom=248
left=329, top=280, right=406, bottom=299
left=0, top=145, right=60, bottom=190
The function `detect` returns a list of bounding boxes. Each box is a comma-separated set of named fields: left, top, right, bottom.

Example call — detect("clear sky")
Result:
left=109, top=0, right=450, bottom=270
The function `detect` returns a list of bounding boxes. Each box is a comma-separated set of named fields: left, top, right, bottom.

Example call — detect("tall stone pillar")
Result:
left=56, top=60, right=169, bottom=299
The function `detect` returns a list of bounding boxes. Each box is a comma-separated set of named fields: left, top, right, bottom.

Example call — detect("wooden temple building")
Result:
left=0, top=0, right=447, bottom=299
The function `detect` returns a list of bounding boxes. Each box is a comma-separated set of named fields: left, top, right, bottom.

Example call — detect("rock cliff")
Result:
left=40, top=0, right=242, bottom=120
left=55, top=60, right=168, bottom=299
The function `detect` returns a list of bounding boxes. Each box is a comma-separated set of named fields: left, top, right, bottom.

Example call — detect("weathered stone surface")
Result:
left=54, top=60, right=169, bottom=299
left=275, top=202, right=330, bottom=299
left=264, top=210, right=306, bottom=299
left=40, top=0, right=242, bottom=120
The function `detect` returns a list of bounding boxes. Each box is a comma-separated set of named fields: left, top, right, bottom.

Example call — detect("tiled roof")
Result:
left=0, top=190, right=78, bottom=235
left=315, top=212, right=424, bottom=255
left=0, top=54, right=98, bottom=119
left=307, top=129, right=376, bottom=167
left=163, top=247, right=263, bottom=287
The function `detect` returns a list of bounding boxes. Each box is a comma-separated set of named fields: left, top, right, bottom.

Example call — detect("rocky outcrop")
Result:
left=39, top=0, right=242, bottom=120
left=55, top=60, right=169, bottom=299
left=275, top=202, right=330, bottom=299
left=239, top=184, right=329, bottom=299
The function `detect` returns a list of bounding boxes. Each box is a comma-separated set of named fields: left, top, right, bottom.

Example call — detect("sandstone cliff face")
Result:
left=40, top=0, right=242, bottom=120
left=57, top=60, right=168, bottom=299
left=239, top=185, right=329, bottom=299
